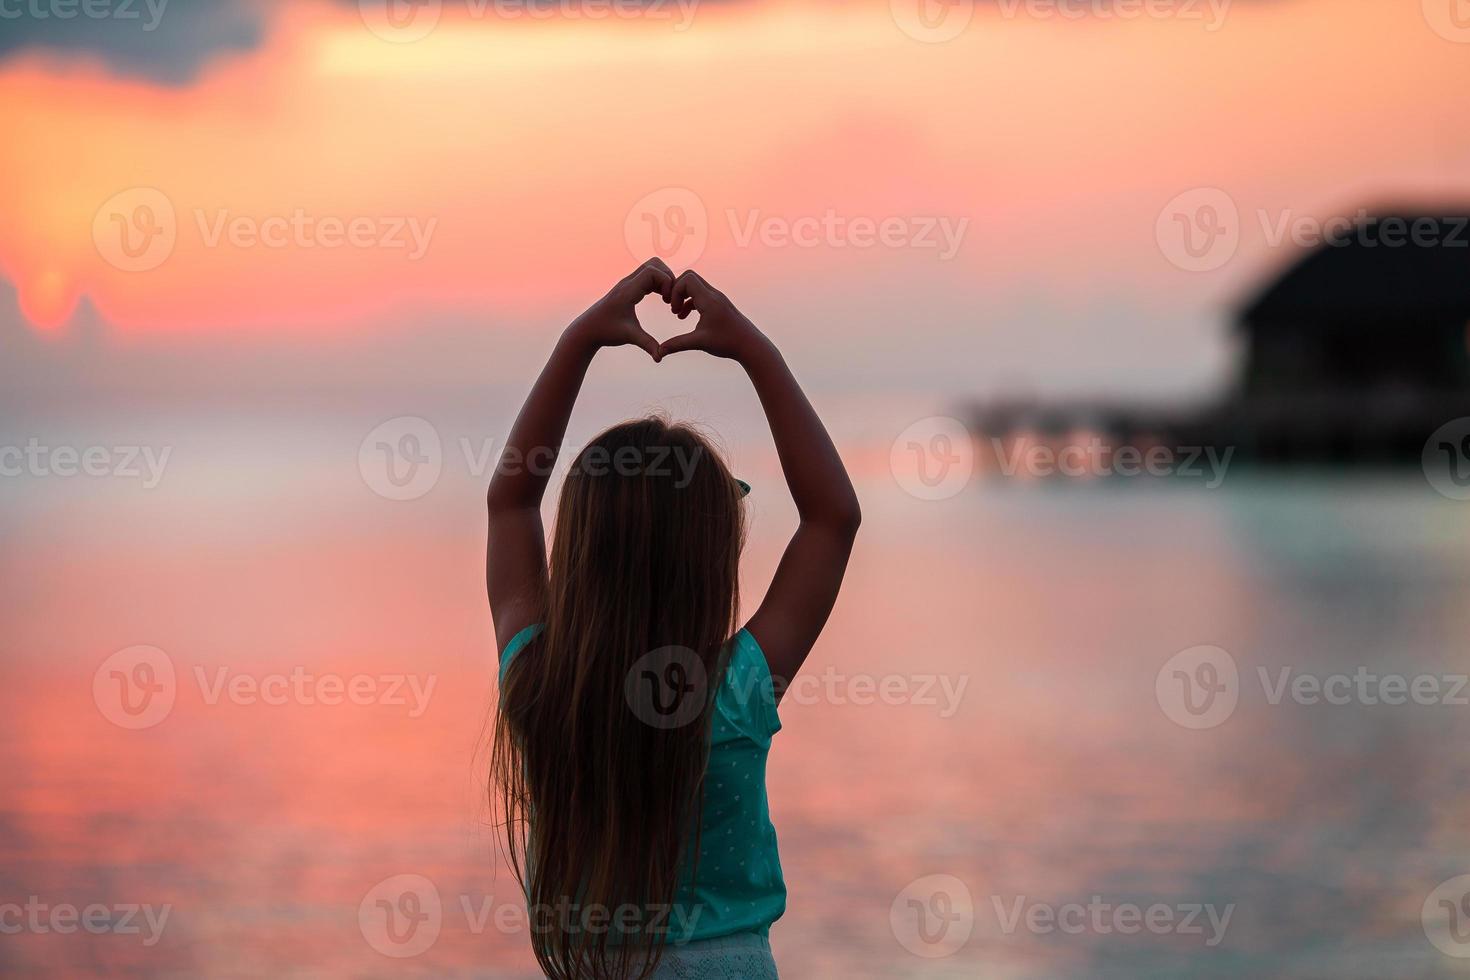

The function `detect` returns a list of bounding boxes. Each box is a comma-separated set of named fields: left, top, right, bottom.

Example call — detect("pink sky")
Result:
left=0, top=0, right=1467, bottom=403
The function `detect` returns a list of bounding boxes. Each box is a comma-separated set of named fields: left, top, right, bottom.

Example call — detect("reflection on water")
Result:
left=2, top=449, right=1469, bottom=978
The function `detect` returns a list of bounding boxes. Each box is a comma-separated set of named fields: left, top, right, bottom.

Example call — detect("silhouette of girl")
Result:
left=488, top=260, right=860, bottom=978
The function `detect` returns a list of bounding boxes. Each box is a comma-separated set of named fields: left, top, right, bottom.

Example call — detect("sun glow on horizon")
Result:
left=1, top=1, right=1466, bottom=337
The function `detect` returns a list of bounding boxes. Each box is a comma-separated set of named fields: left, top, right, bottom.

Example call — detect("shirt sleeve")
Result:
left=498, top=623, right=544, bottom=684
left=720, top=628, right=782, bottom=742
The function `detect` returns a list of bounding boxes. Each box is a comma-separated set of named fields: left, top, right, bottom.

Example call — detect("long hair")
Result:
left=490, top=417, right=746, bottom=980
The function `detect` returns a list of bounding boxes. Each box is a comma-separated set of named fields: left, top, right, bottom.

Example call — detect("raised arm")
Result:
left=486, top=259, right=673, bottom=651
left=659, top=271, right=861, bottom=695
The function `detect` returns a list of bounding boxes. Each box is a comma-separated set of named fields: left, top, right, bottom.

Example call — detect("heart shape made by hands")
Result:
left=635, top=291, right=687, bottom=347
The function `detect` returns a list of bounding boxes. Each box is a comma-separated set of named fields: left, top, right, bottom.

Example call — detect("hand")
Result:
left=565, top=258, right=676, bottom=362
left=658, top=270, right=769, bottom=362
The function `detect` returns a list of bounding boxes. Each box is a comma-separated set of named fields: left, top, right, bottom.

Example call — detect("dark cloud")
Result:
left=0, top=0, right=263, bottom=84
left=0, top=0, right=758, bottom=83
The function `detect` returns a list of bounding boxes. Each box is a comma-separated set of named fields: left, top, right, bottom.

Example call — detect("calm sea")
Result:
left=2, top=421, right=1468, bottom=978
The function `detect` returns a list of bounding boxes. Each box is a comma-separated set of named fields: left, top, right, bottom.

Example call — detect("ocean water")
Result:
left=2, top=425, right=1469, bottom=978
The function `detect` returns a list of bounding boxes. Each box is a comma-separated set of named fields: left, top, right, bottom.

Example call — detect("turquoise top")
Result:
left=500, top=625, right=786, bottom=944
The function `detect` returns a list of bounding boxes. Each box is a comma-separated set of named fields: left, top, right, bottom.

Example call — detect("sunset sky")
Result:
left=3, top=0, right=1468, bottom=409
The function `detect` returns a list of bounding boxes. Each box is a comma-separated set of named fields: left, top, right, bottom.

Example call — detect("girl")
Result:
left=487, top=259, right=860, bottom=979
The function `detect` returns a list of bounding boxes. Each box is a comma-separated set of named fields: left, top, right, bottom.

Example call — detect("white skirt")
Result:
left=644, top=933, right=778, bottom=979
